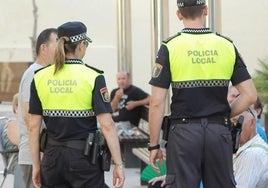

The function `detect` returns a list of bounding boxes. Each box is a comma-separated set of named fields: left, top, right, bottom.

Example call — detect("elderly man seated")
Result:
left=233, top=108, right=268, bottom=188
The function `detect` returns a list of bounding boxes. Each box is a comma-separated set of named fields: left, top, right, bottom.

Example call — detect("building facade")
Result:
left=0, top=0, right=267, bottom=101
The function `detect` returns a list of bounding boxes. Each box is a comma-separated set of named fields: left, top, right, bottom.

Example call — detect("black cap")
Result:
left=58, top=21, right=92, bottom=43
left=177, top=0, right=206, bottom=8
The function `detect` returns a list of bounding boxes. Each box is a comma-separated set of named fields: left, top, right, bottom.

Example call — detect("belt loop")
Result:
left=201, top=118, right=207, bottom=126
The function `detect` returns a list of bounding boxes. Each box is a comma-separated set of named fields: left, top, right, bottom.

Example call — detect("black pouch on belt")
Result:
left=101, top=140, right=111, bottom=171
left=39, top=128, right=48, bottom=152
left=230, top=115, right=244, bottom=153
left=161, top=116, right=171, bottom=141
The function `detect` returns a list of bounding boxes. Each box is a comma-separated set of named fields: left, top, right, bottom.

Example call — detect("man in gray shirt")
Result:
left=16, top=28, right=58, bottom=188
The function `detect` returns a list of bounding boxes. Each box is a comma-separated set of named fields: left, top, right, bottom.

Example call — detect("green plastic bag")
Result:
left=141, top=160, right=166, bottom=182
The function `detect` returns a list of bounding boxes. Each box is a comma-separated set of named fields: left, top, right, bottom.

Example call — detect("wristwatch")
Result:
left=147, top=143, right=160, bottom=151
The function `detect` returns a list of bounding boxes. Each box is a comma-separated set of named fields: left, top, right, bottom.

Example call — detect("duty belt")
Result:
left=171, top=116, right=230, bottom=127
left=47, top=137, right=86, bottom=151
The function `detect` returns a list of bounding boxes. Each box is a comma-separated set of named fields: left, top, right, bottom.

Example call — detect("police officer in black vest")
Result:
left=28, top=21, right=124, bottom=188
left=148, top=0, right=257, bottom=188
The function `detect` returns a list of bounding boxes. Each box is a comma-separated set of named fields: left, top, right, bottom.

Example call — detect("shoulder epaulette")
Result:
left=216, top=32, right=233, bottom=43
left=163, top=32, right=181, bottom=44
left=85, top=64, right=104, bottom=74
left=34, top=64, right=51, bottom=74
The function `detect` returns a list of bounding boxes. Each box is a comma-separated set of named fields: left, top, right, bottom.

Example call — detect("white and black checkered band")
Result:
left=70, top=32, right=87, bottom=43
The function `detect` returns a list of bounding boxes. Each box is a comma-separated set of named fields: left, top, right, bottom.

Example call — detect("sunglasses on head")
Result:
left=247, top=108, right=256, bottom=119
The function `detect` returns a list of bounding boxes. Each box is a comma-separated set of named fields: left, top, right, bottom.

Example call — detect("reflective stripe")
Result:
left=43, top=109, right=95, bottom=117
left=171, top=80, right=229, bottom=89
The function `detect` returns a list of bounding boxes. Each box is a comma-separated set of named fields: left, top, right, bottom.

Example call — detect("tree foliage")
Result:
left=253, top=58, right=268, bottom=109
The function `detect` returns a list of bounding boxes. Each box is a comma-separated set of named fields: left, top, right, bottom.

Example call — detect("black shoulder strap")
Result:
left=163, top=32, right=181, bottom=44
left=85, top=64, right=104, bottom=74
left=216, top=32, right=233, bottom=43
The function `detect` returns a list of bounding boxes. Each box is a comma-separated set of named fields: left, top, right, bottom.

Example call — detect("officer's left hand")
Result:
left=32, top=165, right=41, bottom=188
left=113, top=165, right=125, bottom=188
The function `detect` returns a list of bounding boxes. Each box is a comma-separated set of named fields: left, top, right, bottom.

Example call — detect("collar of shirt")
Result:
left=181, top=28, right=212, bottom=34
left=65, top=59, right=85, bottom=65
left=233, top=134, right=268, bottom=188
left=234, top=134, right=267, bottom=158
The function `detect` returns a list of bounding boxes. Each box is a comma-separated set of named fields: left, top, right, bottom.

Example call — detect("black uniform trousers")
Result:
left=41, top=145, right=104, bottom=188
left=165, top=118, right=236, bottom=188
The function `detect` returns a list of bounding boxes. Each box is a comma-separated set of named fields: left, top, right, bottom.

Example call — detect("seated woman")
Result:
left=6, top=93, right=19, bottom=146
left=0, top=93, right=19, bottom=173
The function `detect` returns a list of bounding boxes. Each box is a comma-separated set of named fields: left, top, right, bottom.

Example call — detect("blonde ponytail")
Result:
left=54, top=37, right=67, bottom=74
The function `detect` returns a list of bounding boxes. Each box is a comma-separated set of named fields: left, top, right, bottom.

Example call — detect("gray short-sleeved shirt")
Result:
left=18, top=62, right=43, bottom=164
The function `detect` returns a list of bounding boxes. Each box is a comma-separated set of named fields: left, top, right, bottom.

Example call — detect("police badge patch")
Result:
left=152, top=63, right=163, bottom=78
left=100, top=87, right=110, bottom=102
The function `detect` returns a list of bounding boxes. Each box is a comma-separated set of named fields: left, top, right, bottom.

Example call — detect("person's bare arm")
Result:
left=97, top=113, right=125, bottom=188
left=230, top=79, right=257, bottom=118
left=149, top=87, right=166, bottom=146
left=110, top=89, right=123, bottom=112
left=125, top=96, right=150, bottom=110
left=6, top=120, right=19, bottom=146
left=28, top=114, right=42, bottom=188
left=23, top=102, right=31, bottom=129
left=149, top=86, right=167, bottom=171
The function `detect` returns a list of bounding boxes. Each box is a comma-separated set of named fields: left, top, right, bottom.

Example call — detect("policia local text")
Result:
left=48, top=79, right=77, bottom=93
left=188, top=50, right=218, bottom=64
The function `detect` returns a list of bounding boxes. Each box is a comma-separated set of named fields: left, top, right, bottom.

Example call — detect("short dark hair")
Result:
left=36, top=28, right=58, bottom=56
left=179, top=5, right=205, bottom=19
